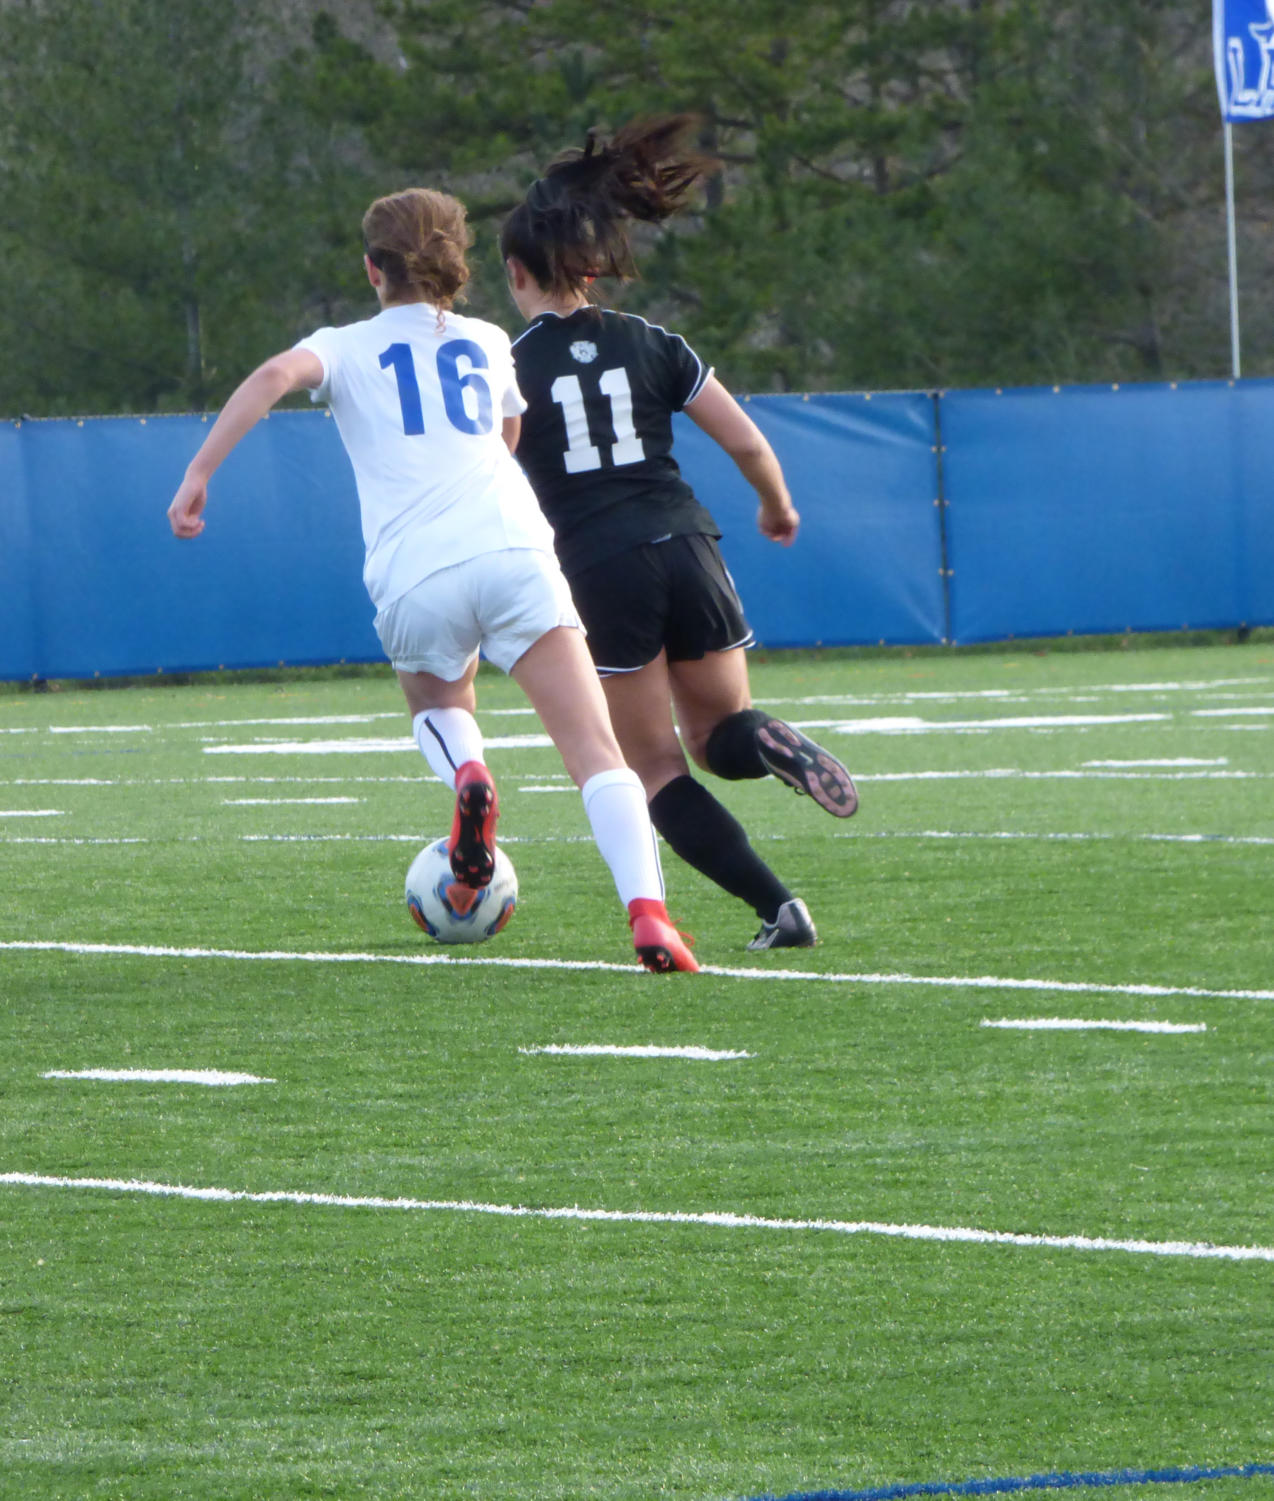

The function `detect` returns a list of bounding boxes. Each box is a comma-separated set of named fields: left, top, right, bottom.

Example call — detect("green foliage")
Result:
left=2, top=0, right=1270, bottom=414
left=0, top=0, right=375, bottom=415
left=371, top=0, right=1249, bottom=390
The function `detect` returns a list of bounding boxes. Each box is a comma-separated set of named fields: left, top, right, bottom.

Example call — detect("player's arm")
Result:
left=503, top=414, right=521, bottom=454
left=683, top=375, right=800, bottom=546
left=167, top=348, right=325, bottom=539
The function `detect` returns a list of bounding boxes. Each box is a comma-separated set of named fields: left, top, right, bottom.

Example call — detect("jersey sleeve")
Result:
left=502, top=369, right=528, bottom=419
left=293, top=325, right=341, bottom=405
left=488, top=328, right=528, bottom=419
left=664, top=329, right=712, bottom=411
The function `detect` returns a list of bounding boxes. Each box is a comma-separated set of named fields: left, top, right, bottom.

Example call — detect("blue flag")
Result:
left=1215, top=0, right=1274, bottom=120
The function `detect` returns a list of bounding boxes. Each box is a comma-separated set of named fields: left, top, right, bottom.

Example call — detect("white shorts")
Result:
left=374, top=548, right=582, bottom=680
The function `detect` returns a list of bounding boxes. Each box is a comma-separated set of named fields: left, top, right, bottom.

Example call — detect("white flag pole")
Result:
left=1223, top=119, right=1242, bottom=378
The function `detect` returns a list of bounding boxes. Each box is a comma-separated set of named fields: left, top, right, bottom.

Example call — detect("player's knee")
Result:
left=703, top=708, right=769, bottom=780
left=614, top=743, right=683, bottom=799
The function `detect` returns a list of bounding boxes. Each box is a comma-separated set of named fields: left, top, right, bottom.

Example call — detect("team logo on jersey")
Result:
left=569, top=340, right=598, bottom=364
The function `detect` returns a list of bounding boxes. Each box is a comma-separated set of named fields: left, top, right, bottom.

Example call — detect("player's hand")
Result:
left=758, top=502, right=799, bottom=547
left=168, top=475, right=208, bottom=538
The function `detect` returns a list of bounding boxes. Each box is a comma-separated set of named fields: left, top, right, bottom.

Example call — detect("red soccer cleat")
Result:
left=448, top=761, right=499, bottom=889
left=627, top=897, right=699, bottom=974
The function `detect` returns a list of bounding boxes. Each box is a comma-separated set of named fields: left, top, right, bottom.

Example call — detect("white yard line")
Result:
left=981, top=1018, right=1206, bottom=1034
left=1, top=765, right=1268, bottom=787
left=762, top=677, right=1273, bottom=708
left=206, top=775, right=426, bottom=783
left=818, top=713, right=1172, bottom=734
left=176, top=714, right=402, bottom=729
left=43, top=1069, right=275, bottom=1085
left=0, top=833, right=582, bottom=846
left=239, top=833, right=430, bottom=843
left=518, top=1044, right=752, bottom=1060
left=9, top=677, right=1270, bottom=745
left=47, top=725, right=152, bottom=735
left=204, top=738, right=418, bottom=756
left=221, top=797, right=362, bottom=806
left=0, top=834, right=452, bottom=847
left=5, top=827, right=1273, bottom=849
left=202, top=734, right=553, bottom=755
left=1, top=939, right=1270, bottom=1002
left=1082, top=758, right=1228, bottom=768
left=0, top=809, right=62, bottom=818
left=0, top=779, right=120, bottom=786
left=236, top=833, right=573, bottom=846
left=0, top=776, right=431, bottom=787
left=859, top=830, right=1274, bottom=847
left=1, top=837, right=148, bottom=845
left=1, top=1171, right=1268, bottom=1262
left=858, top=769, right=1269, bottom=781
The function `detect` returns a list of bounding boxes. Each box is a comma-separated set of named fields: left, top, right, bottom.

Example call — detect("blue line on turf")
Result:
left=748, top=1461, right=1274, bottom=1501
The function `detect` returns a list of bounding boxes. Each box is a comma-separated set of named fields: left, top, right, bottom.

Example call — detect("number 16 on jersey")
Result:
left=380, top=339, right=494, bottom=437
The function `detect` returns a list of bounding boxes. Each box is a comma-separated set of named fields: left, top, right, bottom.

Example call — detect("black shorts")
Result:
left=567, top=534, right=754, bottom=675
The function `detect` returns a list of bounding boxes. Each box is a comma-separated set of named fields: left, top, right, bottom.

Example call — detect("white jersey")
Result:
left=296, top=303, right=557, bottom=609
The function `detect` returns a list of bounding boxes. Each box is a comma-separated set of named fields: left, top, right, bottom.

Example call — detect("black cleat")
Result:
left=747, top=897, right=818, bottom=951
left=756, top=719, right=858, bottom=817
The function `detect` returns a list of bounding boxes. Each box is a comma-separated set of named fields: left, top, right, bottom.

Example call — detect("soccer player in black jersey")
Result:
left=500, top=115, right=858, bottom=951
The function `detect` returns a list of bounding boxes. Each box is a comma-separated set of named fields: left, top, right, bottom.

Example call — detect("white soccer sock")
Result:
left=412, top=708, right=485, bottom=791
left=580, top=767, right=666, bottom=909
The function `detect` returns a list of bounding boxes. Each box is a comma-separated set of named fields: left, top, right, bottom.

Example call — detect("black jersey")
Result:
left=511, top=307, right=721, bottom=577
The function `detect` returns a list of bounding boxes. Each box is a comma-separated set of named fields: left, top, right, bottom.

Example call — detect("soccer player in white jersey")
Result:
left=167, top=187, right=697, bottom=973
left=501, top=117, right=858, bottom=953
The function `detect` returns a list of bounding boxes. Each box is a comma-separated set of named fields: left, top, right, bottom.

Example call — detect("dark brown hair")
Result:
left=500, top=114, right=718, bottom=298
left=362, top=188, right=471, bottom=308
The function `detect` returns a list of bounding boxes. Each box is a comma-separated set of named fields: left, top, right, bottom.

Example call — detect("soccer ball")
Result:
left=405, top=837, right=517, bottom=944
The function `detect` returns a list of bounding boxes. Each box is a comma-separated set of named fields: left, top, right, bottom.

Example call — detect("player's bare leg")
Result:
left=511, top=627, right=697, bottom=972
left=601, top=648, right=813, bottom=949
left=672, top=650, right=858, bottom=817
left=666, top=647, right=753, bottom=770
left=595, top=650, right=689, bottom=800
left=509, top=626, right=624, bottom=786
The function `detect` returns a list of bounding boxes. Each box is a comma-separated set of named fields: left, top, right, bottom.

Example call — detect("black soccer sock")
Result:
left=649, top=774, right=791, bottom=922
left=703, top=707, right=771, bottom=780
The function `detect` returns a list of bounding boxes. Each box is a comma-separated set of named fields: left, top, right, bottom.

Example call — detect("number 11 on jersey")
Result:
left=549, top=367, right=647, bottom=474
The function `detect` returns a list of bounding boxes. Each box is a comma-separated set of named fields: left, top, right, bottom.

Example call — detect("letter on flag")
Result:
left=1215, top=0, right=1274, bottom=120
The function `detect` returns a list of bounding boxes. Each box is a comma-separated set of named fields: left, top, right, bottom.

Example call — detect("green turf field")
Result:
left=2, top=642, right=1272, bottom=1501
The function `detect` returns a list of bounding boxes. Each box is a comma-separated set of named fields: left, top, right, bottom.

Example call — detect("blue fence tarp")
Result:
left=0, top=422, right=37, bottom=679
left=941, top=379, right=1274, bottom=643
left=1, top=378, right=1271, bottom=680
left=676, top=391, right=944, bottom=649
left=2, top=412, right=379, bottom=681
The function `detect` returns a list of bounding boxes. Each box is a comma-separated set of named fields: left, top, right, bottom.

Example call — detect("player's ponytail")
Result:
left=501, top=113, right=718, bottom=298
left=363, top=189, right=472, bottom=311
